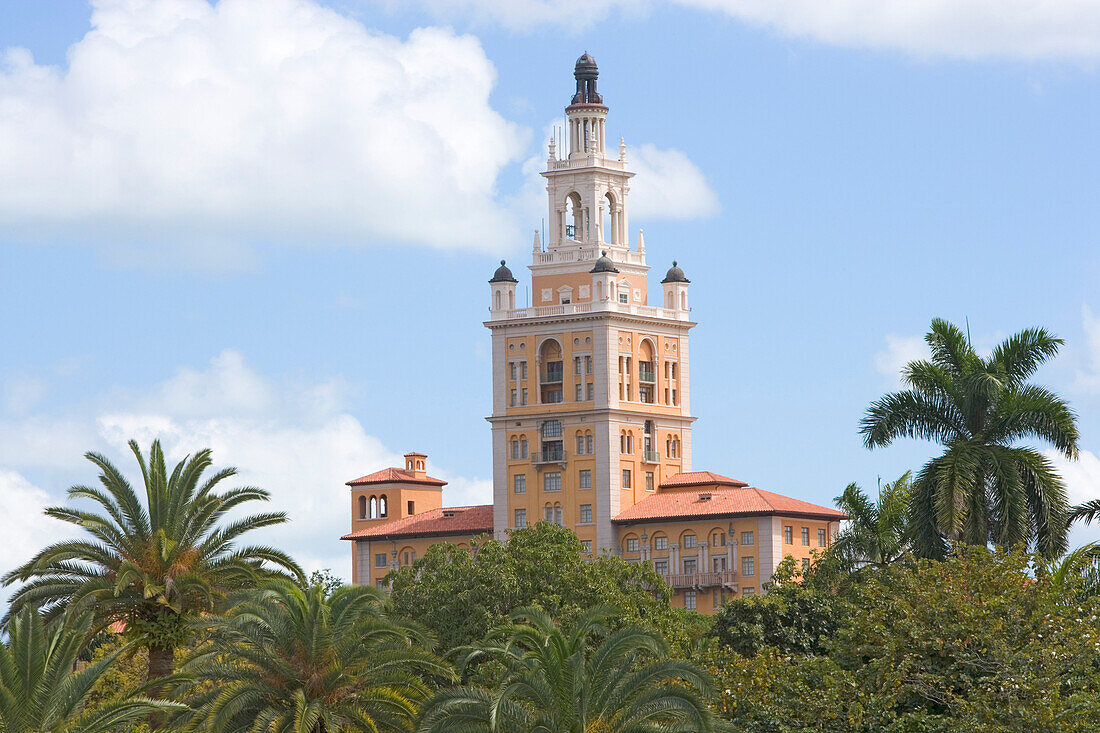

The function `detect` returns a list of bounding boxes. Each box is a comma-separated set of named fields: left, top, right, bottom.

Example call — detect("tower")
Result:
left=485, top=53, right=696, bottom=554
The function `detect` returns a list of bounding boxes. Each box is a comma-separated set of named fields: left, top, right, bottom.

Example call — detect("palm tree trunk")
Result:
left=146, top=642, right=175, bottom=729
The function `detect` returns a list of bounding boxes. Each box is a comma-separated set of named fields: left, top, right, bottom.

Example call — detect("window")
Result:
left=514, top=508, right=526, bottom=528
left=510, top=389, right=517, bottom=406
left=579, top=469, right=591, bottom=489
left=580, top=504, right=592, bottom=523
left=741, top=531, right=754, bottom=545
left=646, top=472, right=654, bottom=491
left=520, top=437, right=528, bottom=458
left=784, top=526, right=793, bottom=544
left=541, top=420, right=563, bottom=438
left=403, top=551, right=411, bottom=566
left=544, top=472, right=561, bottom=492
left=407, top=500, right=414, bottom=515
left=671, top=389, right=677, bottom=405
left=654, top=536, right=668, bottom=551
left=576, top=435, right=584, bottom=454
left=510, top=362, right=516, bottom=379
left=555, top=504, right=563, bottom=525
left=818, top=528, right=827, bottom=547
left=619, top=291, right=629, bottom=304
left=357, top=495, right=366, bottom=518
left=585, top=434, right=593, bottom=453
left=684, top=590, right=696, bottom=610
left=742, top=556, right=755, bottom=577
left=513, top=474, right=526, bottom=494
left=654, top=559, right=668, bottom=575
left=742, top=586, right=756, bottom=596
left=713, top=532, right=725, bottom=546
left=574, top=357, right=582, bottom=375
left=585, top=355, right=592, bottom=374
left=544, top=505, right=554, bottom=522
left=520, top=361, right=527, bottom=379
left=586, top=383, right=594, bottom=400
left=801, top=527, right=810, bottom=545
left=521, top=388, right=528, bottom=405
left=683, top=558, right=697, bottom=573
left=581, top=540, right=592, bottom=553
left=802, top=558, right=811, bottom=574
left=575, top=384, right=583, bottom=401
left=683, top=534, right=697, bottom=549
left=375, top=553, right=387, bottom=568
left=379, top=495, right=388, bottom=517
left=510, top=439, right=519, bottom=459
left=621, top=469, right=632, bottom=488
left=376, top=579, right=386, bottom=589
left=626, top=537, right=639, bottom=552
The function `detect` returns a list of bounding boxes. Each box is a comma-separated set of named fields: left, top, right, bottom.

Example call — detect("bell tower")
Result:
left=486, top=53, right=695, bottom=556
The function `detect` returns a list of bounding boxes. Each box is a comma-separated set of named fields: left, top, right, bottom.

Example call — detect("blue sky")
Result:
left=1, top=0, right=1099, bottom=578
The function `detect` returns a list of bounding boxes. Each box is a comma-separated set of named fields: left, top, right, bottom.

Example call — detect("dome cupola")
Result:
left=489, top=259, right=517, bottom=283
left=570, top=51, right=602, bottom=106
left=661, top=261, right=689, bottom=283
left=589, top=251, right=619, bottom=274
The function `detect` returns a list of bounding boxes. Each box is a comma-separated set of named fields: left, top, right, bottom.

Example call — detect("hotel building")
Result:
left=341, top=54, right=845, bottom=613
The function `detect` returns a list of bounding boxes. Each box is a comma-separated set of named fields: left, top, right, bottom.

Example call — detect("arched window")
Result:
left=565, top=192, right=583, bottom=241
left=358, top=495, right=367, bottom=519
left=494, top=290, right=501, bottom=310
left=379, top=494, right=388, bottom=518
left=508, top=290, right=514, bottom=309
left=520, top=436, right=528, bottom=458
left=596, top=281, right=604, bottom=300
left=369, top=496, right=378, bottom=519
left=666, top=291, right=674, bottom=308
left=681, top=291, right=687, bottom=310
left=602, top=191, right=616, bottom=245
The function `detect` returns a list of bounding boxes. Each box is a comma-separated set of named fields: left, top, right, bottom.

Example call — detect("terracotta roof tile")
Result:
left=346, top=467, right=446, bottom=487
left=341, top=505, right=493, bottom=541
left=659, top=471, right=748, bottom=489
left=613, top=486, right=846, bottom=524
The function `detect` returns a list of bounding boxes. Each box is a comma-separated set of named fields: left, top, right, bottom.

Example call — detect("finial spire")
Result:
left=532, top=230, right=541, bottom=253
left=636, top=229, right=645, bottom=253
left=619, top=137, right=626, bottom=161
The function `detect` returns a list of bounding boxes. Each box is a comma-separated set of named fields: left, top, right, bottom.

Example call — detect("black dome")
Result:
left=661, top=261, right=689, bottom=283
left=590, top=251, right=619, bottom=274
left=489, top=259, right=517, bottom=283
left=574, top=52, right=598, bottom=78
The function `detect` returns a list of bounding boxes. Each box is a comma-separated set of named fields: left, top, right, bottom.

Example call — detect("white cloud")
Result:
left=398, top=0, right=1100, bottom=61
left=0, top=0, right=528, bottom=262
left=0, top=470, right=80, bottom=587
left=0, top=350, right=492, bottom=582
left=628, top=144, right=719, bottom=221
left=1047, top=448, right=1100, bottom=547
left=873, top=334, right=927, bottom=386
left=2, top=376, right=47, bottom=415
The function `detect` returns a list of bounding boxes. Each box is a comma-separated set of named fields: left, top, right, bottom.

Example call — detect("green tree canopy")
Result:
left=418, top=606, right=718, bottom=733
left=0, top=604, right=182, bottom=733
left=861, top=319, right=1079, bottom=559
left=183, top=581, right=450, bottom=733
left=3, top=439, right=303, bottom=695
left=386, top=522, right=696, bottom=653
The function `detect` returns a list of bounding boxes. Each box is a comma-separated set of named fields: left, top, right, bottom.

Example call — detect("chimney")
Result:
left=404, top=452, right=427, bottom=479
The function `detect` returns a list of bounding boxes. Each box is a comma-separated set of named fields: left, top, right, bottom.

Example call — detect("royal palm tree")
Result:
left=1047, top=542, right=1100, bottom=601
left=183, top=581, right=449, bottom=733
left=861, top=319, right=1079, bottom=560
left=3, top=439, right=302, bottom=693
left=418, top=606, right=717, bottom=733
left=831, top=472, right=913, bottom=572
left=0, top=604, right=183, bottom=733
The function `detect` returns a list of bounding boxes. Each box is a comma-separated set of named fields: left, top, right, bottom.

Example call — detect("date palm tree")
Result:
left=418, top=606, right=717, bottom=733
left=0, top=604, right=183, bottom=733
left=831, top=472, right=913, bottom=572
left=3, top=439, right=302, bottom=695
left=182, top=581, right=449, bottom=733
left=861, top=319, right=1078, bottom=560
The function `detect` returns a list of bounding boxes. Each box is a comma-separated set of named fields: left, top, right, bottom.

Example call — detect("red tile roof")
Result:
left=613, top=486, right=847, bottom=524
left=346, top=467, right=447, bottom=487
left=341, top=505, right=493, bottom=541
left=659, top=471, right=749, bottom=489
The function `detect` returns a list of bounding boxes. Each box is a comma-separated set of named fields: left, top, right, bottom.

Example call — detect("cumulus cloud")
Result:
left=1046, top=448, right=1100, bottom=547
left=397, top=0, right=1100, bottom=61
left=873, top=334, right=927, bottom=386
left=0, top=350, right=492, bottom=581
left=629, top=143, right=719, bottom=220
left=0, top=470, right=79, bottom=588
left=0, top=0, right=528, bottom=261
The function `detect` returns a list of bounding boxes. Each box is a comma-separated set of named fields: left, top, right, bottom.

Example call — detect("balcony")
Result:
left=663, top=570, right=738, bottom=589
left=639, top=369, right=655, bottom=382
left=541, top=364, right=564, bottom=383
left=642, top=450, right=660, bottom=463
left=531, top=447, right=567, bottom=466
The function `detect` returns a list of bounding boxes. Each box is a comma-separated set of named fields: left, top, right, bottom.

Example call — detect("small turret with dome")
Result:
left=488, top=259, right=517, bottom=313
left=661, top=261, right=689, bottom=284
left=661, top=260, right=690, bottom=312
left=589, top=251, right=619, bottom=274
left=490, top=259, right=517, bottom=283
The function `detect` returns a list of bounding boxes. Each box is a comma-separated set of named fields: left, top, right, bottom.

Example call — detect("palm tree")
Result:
left=183, top=581, right=449, bottom=733
left=860, top=319, right=1078, bottom=560
left=1046, top=542, right=1100, bottom=600
left=3, top=439, right=302, bottom=693
left=418, top=606, right=717, bottom=733
left=1070, top=499, right=1100, bottom=526
left=0, top=604, right=183, bottom=733
left=831, top=472, right=913, bottom=572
